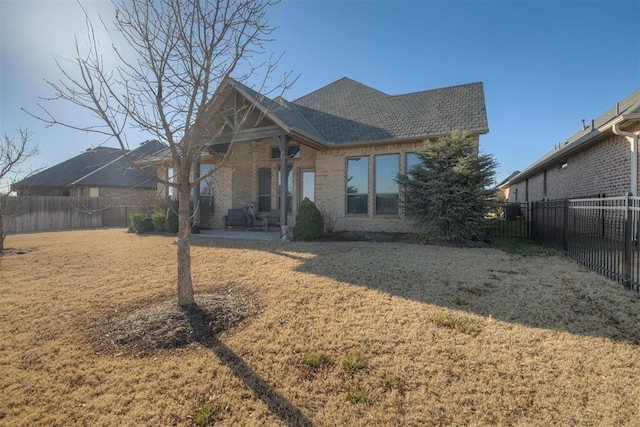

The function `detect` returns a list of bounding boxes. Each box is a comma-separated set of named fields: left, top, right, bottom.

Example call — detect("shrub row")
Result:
left=131, top=201, right=179, bottom=234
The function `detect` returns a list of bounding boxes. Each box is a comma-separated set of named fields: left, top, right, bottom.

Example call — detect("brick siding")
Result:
left=506, top=124, right=640, bottom=203
left=198, top=134, right=482, bottom=233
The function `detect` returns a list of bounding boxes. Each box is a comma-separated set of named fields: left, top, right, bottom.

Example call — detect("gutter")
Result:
left=612, top=118, right=639, bottom=196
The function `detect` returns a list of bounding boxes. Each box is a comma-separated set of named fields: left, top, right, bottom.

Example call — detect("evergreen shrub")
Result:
left=293, top=198, right=324, bottom=240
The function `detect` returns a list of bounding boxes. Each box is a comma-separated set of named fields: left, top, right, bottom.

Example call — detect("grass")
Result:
left=301, top=352, right=333, bottom=369
left=431, top=310, right=484, bottom=335
left=2, top=229, right=640, bottom=426
left=343, top=350, right=368, bottom=373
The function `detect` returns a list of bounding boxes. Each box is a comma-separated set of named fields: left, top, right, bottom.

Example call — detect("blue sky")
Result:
left=1, top=0, right=639, bottom=187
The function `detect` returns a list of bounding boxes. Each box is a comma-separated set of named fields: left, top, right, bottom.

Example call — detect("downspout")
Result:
left=613, top=123, right=639, bottom=243
left=612, top=123, right=638, bottom=197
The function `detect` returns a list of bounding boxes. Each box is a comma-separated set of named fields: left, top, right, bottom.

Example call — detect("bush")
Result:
left=151, top=212, right=166, bottom=232
left=165, top=201, right=179, bottom=233
left=397, top=130, right=497, bottom=241
left=131, top=213, right=154, bottom=234
left=293, top=198, right=324, bottom=240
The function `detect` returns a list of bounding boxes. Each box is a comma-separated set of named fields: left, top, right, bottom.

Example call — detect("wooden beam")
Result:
left=205, top=125, right=282, bottom=145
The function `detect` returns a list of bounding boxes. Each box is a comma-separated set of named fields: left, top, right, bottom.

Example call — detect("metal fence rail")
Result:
left=530, top=196, right=640, bottom=292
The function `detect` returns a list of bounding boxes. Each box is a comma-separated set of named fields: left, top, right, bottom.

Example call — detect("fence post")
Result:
left=562, top=198, right=569, bottom=252
left=530, top=201, right=536, bottom=241
left=624, top=193, right=633, bottom=289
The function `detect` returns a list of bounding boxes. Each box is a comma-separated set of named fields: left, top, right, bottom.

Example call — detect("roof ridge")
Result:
left=389, top=81, right=484, bottom=98
left=293, top=77, right=388, bottom=102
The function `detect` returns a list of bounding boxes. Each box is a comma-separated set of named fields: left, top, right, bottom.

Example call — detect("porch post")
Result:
left=193, top=156, right=201, bottom=226
left=276, top=134, right=289, bottom=239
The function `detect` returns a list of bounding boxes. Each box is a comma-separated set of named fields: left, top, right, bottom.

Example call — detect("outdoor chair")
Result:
left=265, top=209, right=280, bottom=232
left=223, top=208, right=246, bottom=230
left=246, top=203, right=264, bottom=231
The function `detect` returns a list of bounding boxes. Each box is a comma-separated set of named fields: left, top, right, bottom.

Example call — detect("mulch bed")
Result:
left=87, top=286, right=263, bottom=357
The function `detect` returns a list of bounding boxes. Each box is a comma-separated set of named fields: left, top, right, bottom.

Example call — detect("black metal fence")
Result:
left=493, top=197, right=640, bottom=292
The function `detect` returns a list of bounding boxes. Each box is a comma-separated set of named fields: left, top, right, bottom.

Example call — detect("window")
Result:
left=375, top=154, right=399, bottom=214
left=258, top=167, right=271, bottom=212
left=271, top=146, right=300, bottom=159
left=89, top=187, right=99, bottom=198
left=278, top=165, right=293, bottom=213
left=406, top=152, right=421, bottom=176
left=199, top=164, right=215, bottom=196
left=346, top=157, right=368, bottom=214
left=300, top=170, right=315, bottom=203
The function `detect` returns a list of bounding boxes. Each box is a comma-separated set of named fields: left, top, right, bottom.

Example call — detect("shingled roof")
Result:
left=70, top=140, right=166, bottom=189
left=12, top=140, right=166, bottom=192
left=295, top=78, right=488, bottom=144
left=224, top=77, right=489, bottom=146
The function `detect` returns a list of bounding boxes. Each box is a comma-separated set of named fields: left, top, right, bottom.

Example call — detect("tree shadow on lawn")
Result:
left=193, top=238, right=640, bottom=345
left=91, top=289, right=313, bottom=427
left=183, top=304, right=314, bottom=427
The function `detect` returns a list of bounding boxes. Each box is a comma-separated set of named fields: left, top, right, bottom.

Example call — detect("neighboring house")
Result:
left=147, top=77, right=489, bottom=233
left=501, top=89, right=640, bottom=204
left=11, top=140, right=166, bottom=207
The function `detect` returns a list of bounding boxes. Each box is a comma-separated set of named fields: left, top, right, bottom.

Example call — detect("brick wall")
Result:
left=506, top=124, right=640, bottom=203
left=192, top=134, right=486, bottom=233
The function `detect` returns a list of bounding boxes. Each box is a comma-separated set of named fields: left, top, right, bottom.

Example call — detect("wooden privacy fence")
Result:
left=1, top=196, right=132, bottom=234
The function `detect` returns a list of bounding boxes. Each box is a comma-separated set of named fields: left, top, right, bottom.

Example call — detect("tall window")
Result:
left=300, top=170, right=315, bottom=203
left=258, top=167, right=271, bottom=212
left=278, top=165, right=293, bottom=213
left=375, top=154, right=399, bottom=214
left=346, top=157, right=368, bottom=214
left=199, top=164, right=215, bottom=196
left=406, top=152, right=421, bottom=176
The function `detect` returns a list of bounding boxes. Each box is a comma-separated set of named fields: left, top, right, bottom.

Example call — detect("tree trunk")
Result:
left=176, top=178, right=195, bottom=307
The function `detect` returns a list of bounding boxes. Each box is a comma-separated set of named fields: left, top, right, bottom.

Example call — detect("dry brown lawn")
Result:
left=1, top=229, right=640, bottom=426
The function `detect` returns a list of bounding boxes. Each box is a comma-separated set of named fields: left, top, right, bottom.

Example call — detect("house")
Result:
left=501, top=89, right=640, bottom=204
left=11, top=140, right=166, bottom=207
left=148, top=77, right=489, bottom=234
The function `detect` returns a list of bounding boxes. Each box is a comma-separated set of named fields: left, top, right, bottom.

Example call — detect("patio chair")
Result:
left=223, top=208, right=246, bottom=230
left=265, top=209, right=280, bottom=232
left=246, top=202, right=264, bottom=231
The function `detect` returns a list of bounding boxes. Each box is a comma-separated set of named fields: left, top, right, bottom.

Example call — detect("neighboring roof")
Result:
left=505, top=89, right=640, bottom=185
left=497, top=171, right=521, bottom=188
left=12, top=140, right=166, bottom=191
left=12, top=146, right=122, bottom=190
left=223, top=76, right=489, bottom=147
left=70, top=140, right=166, bottom=189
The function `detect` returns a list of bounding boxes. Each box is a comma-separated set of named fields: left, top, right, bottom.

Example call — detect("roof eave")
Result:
left=323, top=127, right=489, bottom=149
left=509, top=114, right=640, bottom=184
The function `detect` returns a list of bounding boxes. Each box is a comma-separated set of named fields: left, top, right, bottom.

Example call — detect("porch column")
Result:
left=276, top=134, right=288, bottom=239
left=193, top=157, right=201, bottom=226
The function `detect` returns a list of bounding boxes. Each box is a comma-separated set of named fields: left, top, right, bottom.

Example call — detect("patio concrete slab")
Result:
left=191, top=228, right=284, bottom=241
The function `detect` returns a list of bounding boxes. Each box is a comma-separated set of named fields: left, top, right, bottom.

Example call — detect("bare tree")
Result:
left=26, top=0, right=291, bottom=306
left=0, top=129, right=39, bottom=252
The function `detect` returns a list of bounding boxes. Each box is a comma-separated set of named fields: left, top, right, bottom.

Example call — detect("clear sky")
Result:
left=1, top=0, right=639, bottom=188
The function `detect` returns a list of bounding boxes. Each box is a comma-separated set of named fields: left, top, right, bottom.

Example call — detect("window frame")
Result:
left=258, top=167, right=272, bottom=213
left=345, top=156, right=369, bottom=215
left=374, top=153, right=400, bottom=215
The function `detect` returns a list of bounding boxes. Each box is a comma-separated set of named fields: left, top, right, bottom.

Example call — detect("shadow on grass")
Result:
left=182, top=304, right=313, bottom=427
left=192, top=237, right=640, bottom=345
